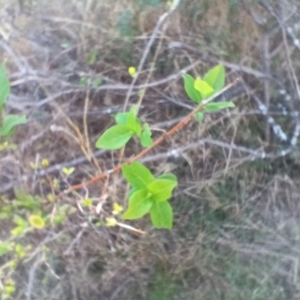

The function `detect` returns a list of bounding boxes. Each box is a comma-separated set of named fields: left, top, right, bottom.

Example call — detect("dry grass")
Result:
left=1, top=0, right=300, bottom=299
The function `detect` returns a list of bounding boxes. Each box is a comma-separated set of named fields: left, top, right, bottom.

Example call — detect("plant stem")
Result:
left=64, top=80, right=239, bottom=194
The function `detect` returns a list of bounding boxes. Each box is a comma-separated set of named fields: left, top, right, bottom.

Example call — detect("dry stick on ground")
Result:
left=64, top=80, right=239, bottom=193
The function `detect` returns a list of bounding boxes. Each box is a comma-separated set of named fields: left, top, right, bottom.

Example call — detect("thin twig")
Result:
left=50, top=102, right=91, bottom=162
left=0, top=40, right=27, bottom=74
left=269, top=6, right=300, bottom=101
left=15, top=61, right=200, bottom=109
left=168, top=41, right=277, bottom=81
left=63, top=228, right=86, bottom=255
left=244, top=84, right=289, bottom=142
left=26, top=255, right=43, bottom=300
left=83, top=86, right=92, bottom=161
left=263, top=34, right=271, bottom=142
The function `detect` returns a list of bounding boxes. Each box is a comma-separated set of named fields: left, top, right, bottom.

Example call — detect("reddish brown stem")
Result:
left=65, top=81, right=237, bottom=193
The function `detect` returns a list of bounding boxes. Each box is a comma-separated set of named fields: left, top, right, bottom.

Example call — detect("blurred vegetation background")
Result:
left=1, top=0, right=300, bottom=299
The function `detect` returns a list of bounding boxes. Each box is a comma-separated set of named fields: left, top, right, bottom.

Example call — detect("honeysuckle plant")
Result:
left=95, top=64, right=235, bottom=229
left=0, top=64, right=27, bottom=149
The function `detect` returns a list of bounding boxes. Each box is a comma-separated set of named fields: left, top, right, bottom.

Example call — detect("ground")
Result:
left=1, top=0, right=300, bottom=299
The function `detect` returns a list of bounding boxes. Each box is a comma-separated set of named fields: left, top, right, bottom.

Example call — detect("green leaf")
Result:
left=81, top=198, right=93, bottom=207
left=204, top=101, right=235, bottom=112
left=79, top=76, right=88, bottom=85
left=0, top=114, right=27, bottom=137
left=122, top=161, right=154, bottom=189
left=92, top=78, right=102, bottom=88
left=156, top=173, right=177, bottom=182
left=87, top=50, right=99, bottom=65
left=126, top=105, right=141, bottom=135
left=0, top=242, right=12, bottom=256
left=150, top=201, right=173, bottom=229
left=13, top=189, right=40, bottom=211
left=122, top=189, right=153, bottom=219
left=183, top=74, right=202, bottom=104
left=95, top=125, right=134, bottom=150
left=128, top=187, right=137, bottom=198
left=147, top=179, right=177, bottom=201
left=194, top=78, right=214, bottom=99
left=13, top=215, right=28, bottom=227
left=140, top=123, right=152, bottom=147
left=195, top=112, right=204, bottom=122
left=115, top=112, right=129, bottom=125
left=0, top=209, right=12, bottom=220
left=203, top=65, right=225, bottom=93
left=0, top=64, right=10, bottom=112
left=11, top=226, right=25, bottom=236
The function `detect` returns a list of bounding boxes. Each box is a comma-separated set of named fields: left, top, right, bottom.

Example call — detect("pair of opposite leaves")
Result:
left=183, top=65, right=235, bottom=120
left=95, top=106, right=152, bottom=150
left=121, top=161, right=178, bottom=229
left=183, top=64, right=225, bottom=104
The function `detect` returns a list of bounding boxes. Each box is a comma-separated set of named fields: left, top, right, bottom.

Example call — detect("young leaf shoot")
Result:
left=203, top=64, right=225, bottom=93
left=183, top=74, right=202, bottom=104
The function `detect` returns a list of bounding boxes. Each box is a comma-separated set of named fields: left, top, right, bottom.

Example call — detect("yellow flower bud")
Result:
left=128, top=66, right=137, bottom=78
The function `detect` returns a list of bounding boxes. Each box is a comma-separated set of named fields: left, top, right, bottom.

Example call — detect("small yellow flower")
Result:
left=166, top=0, right=172, bottom=8
left=0, top=141, right=15, bottom=151
left=28, top=215, right=45, bottom=229
left=82, top=198, right=93, bottom=207
left=128, top=66, right=137, bottom=78
left=62, top=167, right=75, bottom=176
left=41, top=158, right=50, bottom=167
left=106, top=217, right=118, bottom=227
left=112, top=202, right=123, bottom=215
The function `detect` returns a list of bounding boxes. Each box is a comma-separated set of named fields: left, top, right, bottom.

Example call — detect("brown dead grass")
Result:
left=1, top=0, right=300, bottom=299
